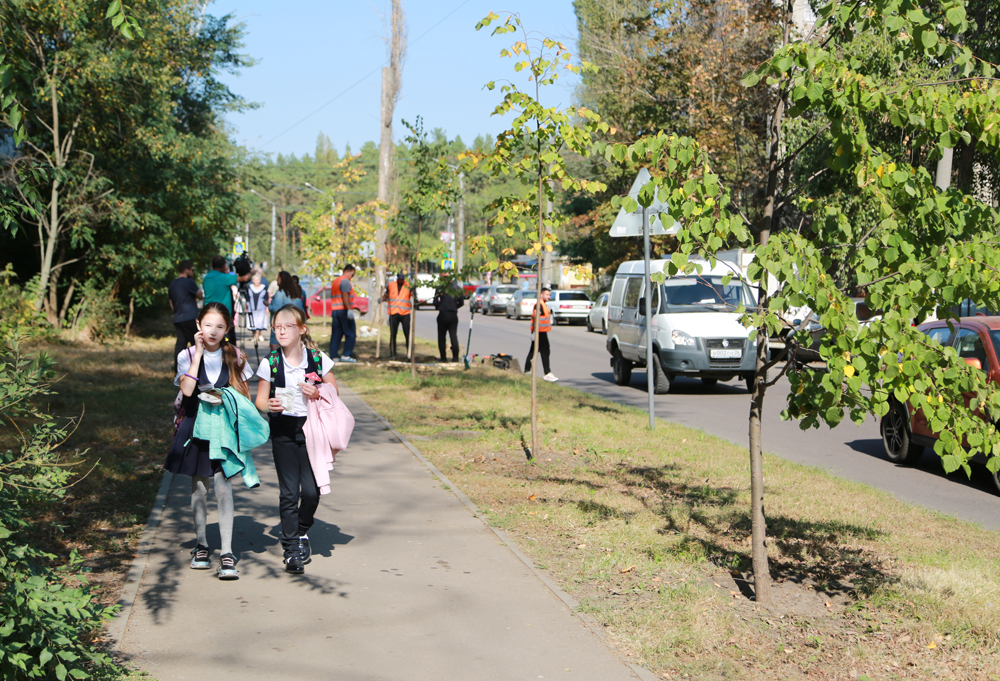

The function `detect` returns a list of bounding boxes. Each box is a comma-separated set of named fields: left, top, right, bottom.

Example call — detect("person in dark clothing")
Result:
left=433, top=278, right=464, bottom=362
left=168, top=259, right=203, bottom=371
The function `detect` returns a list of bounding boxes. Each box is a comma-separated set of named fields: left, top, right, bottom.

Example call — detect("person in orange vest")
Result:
left=328, top=264, right=359, bottom=363
left=525, top=286, right=557, bottom=382
left=382, top=273, right=412, bottom=360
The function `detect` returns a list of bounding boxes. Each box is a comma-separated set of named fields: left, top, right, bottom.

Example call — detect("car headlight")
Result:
left=671, top=330, right=695, bottom=346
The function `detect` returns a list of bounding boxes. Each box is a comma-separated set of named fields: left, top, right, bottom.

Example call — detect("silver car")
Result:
left=587, top=292, right=610, bottom=333
left=506, top=289, right=537, bottom=319
left=550, top=290, right=592, bottom=325
left=483, top=285, right=519, bottom=314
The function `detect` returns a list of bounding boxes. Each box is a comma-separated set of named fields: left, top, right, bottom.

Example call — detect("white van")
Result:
left=414, top=273, right=435, bottom=309
left=606, top=259, right=758, bottom=393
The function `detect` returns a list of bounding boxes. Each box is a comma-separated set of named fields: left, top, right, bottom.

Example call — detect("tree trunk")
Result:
left=125, top=296, right=135, bottom=336
left=746, top=0, right=795, bottom=607
left=36, top=69, right=63, bottom=314
left=410, top=215, right=422, bottom=379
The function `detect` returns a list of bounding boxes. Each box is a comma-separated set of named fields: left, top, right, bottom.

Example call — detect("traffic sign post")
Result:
left=610, top=168, right=666, bottom=431
left=441, top=258, right=454, bottom=271
left=232, top=236, right=245, bottom=256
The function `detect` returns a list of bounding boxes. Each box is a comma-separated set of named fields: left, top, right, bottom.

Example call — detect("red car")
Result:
left=881, top=317, right=1000, bottom=492
left=307, top=285, right=370, bottom=317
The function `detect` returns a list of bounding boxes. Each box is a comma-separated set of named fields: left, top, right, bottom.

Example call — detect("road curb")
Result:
left=342, top=384, right=660, bottom=681
left=106, top=469, right=174, bottom=654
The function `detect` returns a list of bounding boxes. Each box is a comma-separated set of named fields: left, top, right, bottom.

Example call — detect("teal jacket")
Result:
left=192, top=387, right=269, bottom=487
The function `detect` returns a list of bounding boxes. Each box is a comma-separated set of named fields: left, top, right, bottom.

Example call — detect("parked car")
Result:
left=550, top=290, right=592, bottom=325
left=414, top=273, right=435, bottom=309
left=587, top=292, right=610, bottom=334
left=506, top=289, right=537, bottom=319
left=606, top=258, right=757, bottom=393
left=483, top=285, right=519, bottom=314
left=470, top=285, right=491, bottom=313
left=880, top=317, right=1000, bottom=493
left=307, top=285, right=370, bottom=317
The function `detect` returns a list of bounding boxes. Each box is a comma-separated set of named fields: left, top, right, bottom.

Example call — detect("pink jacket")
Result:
left=303, top=383, right=355, bottom=495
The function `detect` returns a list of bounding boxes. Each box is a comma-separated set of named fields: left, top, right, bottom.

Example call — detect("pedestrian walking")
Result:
left=525, top=287, right=558, bottom=382
left=433, top=277, right=464, bottom=363
left=268, top=272, right=304, bottom=351
left=254, top=304, right=339, bottom=575
left=329, top=264, right=359, bottom=363
left=168, top=259, right=203, bottom=372
left=202, top=255, right=252, bottom=344
left=292, top=275, right=311, bottom=320
left=165, top=302, right=256, bottom=580
left=383, top=273, right=411, bottom=360
left=247, top=271, right=269, bottom=345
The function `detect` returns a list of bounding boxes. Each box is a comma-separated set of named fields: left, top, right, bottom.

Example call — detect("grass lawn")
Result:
left=329, top=323, right=1000, bottom=681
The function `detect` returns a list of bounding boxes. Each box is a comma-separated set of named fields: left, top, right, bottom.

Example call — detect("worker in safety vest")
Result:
left=525, top=286, right=557, bottom=381
left=382, top=273, right=412, bottom=360
left=329, top=264, right=359, bottom=363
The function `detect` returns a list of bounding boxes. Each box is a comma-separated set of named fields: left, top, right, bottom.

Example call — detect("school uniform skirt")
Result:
left=164, top=415, right=222, bottom=478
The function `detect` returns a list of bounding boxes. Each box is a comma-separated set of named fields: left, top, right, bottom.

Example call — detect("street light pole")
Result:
left=249, top=189, right=277, bottom=270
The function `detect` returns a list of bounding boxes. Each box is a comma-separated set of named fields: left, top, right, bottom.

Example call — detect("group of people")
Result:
left=165, top=256, right=558, bottom=580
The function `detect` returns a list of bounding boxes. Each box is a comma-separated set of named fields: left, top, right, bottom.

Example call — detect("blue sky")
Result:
left=208, top=0, right=583, bottom=158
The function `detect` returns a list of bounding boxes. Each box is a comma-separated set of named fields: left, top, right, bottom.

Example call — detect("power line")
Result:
left=258, top=0, right=475, bottom=150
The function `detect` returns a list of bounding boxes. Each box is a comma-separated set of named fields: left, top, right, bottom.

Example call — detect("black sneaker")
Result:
left=284, top=552, right=305, bottom=575
left=217, top=553, right=239, bottom=580
left=299, top=537, right=312, bottom=564
left=190, top=544, right=210, bottom=570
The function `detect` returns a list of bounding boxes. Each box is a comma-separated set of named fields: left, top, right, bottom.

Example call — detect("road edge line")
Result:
left=106, top=469, right=175, bottom=654
left=342, top=384, right=659, bottom=681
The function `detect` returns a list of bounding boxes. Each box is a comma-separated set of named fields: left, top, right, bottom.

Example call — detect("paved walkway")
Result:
left=119, top=387, right=645, bottom=680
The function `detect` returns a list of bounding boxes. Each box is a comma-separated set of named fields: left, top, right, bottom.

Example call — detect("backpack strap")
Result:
left=267, top=349, right=283, bottom=398
left=308, top=348, right=322, bottom=378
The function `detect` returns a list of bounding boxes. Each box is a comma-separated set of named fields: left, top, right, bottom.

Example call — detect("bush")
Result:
left=0, top=265, right=49, bottom=342
left=0, top=334, right=118, bottom=680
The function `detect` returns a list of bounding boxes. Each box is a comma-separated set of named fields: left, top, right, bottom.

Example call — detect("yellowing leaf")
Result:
left=844, top=365, right=855, bottom=378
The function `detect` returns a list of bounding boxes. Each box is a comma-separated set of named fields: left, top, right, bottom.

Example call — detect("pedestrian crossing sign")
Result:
left=441, top=258, right=454, bottom=270
left=233, top=237, right=245, bottom=255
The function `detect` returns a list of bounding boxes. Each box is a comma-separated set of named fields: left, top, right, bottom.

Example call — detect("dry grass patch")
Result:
left=340, top=357, right=1000, bottom=681
left=30, top=321, right=178, bottom=612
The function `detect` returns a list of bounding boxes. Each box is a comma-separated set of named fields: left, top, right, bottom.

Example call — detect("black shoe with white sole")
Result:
left=299, top=537, right=312, bottom=564
left=284, top=552, right=305, bottom=575
left=217, top=553, right=239, bottom=580
left=190, top=544, right=210, bottom=570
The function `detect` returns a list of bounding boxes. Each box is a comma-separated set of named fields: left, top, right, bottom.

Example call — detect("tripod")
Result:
left=237, top=283, right=264, bottom=365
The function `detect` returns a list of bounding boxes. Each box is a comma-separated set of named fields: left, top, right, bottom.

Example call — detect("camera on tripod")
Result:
left=232, top=253, right=252, bottom=277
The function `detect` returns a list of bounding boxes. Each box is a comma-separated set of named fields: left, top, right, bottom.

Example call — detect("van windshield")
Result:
left=661, top=276, right=753, bottom=312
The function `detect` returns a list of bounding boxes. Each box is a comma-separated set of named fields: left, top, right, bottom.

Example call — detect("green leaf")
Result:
left=945, top=6, right=966, bottom=27
left=55, top=664, right=67, bottom=681
left=106, top=0, right=121, bottom=18
left=920, top=30, right=938, bottom=49
left=741, top=71, right=760, bottom=88
left=806, top=82, right=823, bottom=103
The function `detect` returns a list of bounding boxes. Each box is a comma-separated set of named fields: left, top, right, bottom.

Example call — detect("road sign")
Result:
left=358, top=240, right=376, bottom=259
left=608, top=168, right=679, bottom=238
left=441, top=258, right=455, bottom=270
left=232, top=236, right=245, bottom=255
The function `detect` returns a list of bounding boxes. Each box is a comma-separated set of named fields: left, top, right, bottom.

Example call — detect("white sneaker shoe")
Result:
left=339, top=355, right=358, bottom=363
left=543, top=373, right=559, bottom=382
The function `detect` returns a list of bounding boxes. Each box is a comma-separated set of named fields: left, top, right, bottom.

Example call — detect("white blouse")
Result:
left=175, top=347, right=255, bottom=387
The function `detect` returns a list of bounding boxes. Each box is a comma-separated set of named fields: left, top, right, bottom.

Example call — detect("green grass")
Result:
left=334, top=339, right=1000, bottom=680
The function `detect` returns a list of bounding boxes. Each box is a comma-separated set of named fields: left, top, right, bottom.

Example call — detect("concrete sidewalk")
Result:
left=119, top=388, right=646, bottom=680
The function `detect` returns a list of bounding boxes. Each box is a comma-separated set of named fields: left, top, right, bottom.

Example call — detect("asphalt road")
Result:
left=402, top=304, right=1000, bottom=531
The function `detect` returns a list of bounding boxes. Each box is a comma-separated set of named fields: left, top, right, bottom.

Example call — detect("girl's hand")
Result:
left=193, top=331, right=205, bottom=352
left=300, top=382, right=319, bottom=400
left=268, top=397, right=284, bottom=413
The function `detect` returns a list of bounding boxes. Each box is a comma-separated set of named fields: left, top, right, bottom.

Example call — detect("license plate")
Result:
left=710, top=349, right=742, bottom=359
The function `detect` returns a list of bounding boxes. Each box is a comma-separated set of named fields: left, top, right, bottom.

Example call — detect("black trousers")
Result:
left=270, top=415, right=320, bottom=555
left=525, top=332, right=551, bottom=375
left=389, top=313, right=410, bottom=358
left=437, top=311, right=459, bottom=361
left=173, top=319, right=198, bottom=371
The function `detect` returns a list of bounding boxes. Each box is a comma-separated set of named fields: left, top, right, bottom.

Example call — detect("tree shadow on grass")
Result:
left=590, top=463, right=891, bottom=600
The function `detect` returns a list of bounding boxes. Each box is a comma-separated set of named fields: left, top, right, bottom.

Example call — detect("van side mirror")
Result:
left=637, top=297, right=646, bottom=316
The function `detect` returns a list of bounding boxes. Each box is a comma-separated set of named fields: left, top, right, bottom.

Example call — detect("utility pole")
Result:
left=457, top=171, right=465, bottom=271
left=250, top=189, right=277, bottom=271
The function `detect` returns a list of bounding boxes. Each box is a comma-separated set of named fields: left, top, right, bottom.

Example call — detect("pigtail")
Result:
left=221, top=342, right=251, bottom=400
left=300, top=327, right=319, bottom=352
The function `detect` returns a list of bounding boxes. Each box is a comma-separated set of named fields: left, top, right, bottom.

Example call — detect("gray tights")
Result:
left=191, top=471, right=234, bottom=555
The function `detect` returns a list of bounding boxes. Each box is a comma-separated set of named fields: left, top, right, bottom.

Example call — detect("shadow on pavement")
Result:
left=846, top=438, right=1000, bottom=496
left=587, top=371, right=748, bottom=395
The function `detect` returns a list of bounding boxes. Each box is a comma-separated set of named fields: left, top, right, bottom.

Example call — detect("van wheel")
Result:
left=612, top=350, right=633, bottom=386
left=651, top=355, right=671, bottom=394
left=701, top=377, right=718, bottom=388
left=881, top=400, right=923, bottom=464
